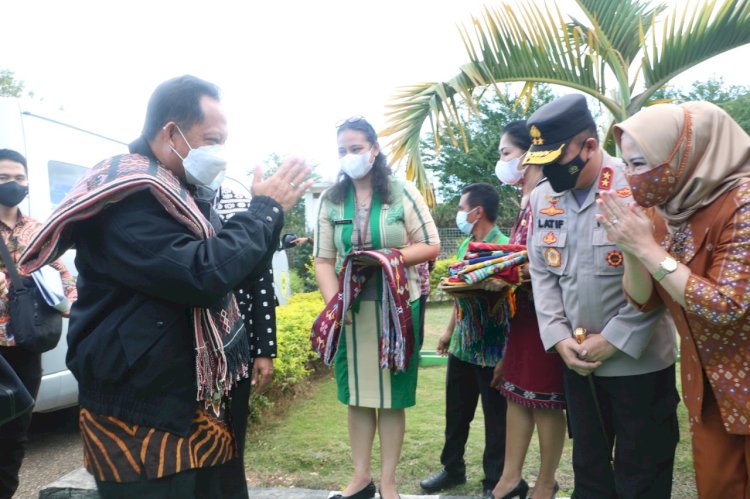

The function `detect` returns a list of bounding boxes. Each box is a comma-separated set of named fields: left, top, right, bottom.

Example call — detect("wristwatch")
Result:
left=653, top=256, right=678, bottom=281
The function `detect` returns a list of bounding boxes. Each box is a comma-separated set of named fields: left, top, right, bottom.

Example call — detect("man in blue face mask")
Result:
left=421, top=183, right=510, bottom=499
left=19, top=76, right=312, bottom=499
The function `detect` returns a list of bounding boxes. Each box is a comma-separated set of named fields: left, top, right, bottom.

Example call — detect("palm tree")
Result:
left=382, top=0, right=750, bottom=207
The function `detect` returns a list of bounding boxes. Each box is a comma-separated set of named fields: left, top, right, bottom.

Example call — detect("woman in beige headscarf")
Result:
left=594, top=101, right=750, bottom=498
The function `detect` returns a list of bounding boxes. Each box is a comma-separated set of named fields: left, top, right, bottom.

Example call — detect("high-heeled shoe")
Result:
left=550, top=481, right=560, bottom=498
left=329, top=480, right=376, bottom=499
left=498, top=478, right=529, bottom=499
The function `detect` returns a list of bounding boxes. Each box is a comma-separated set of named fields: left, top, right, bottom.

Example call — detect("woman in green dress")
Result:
left=314, top=117, right=440, bottom=499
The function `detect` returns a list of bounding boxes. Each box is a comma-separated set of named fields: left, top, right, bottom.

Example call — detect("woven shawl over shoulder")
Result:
left=311, top=248, right=414, bottom=372
left=19, top=153, right=249, bottom=405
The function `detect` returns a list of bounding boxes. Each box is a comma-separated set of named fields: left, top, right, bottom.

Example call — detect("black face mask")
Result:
left=0, top=181, right=29, bottom=207
left=543, top=152, right=587, bottom=193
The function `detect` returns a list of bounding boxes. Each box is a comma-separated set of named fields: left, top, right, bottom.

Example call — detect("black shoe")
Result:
left=329, top=480, right=376, bottom=499
left=419, top=469, right=467, bottom=493
left=498, top=479, right=529, bottom=499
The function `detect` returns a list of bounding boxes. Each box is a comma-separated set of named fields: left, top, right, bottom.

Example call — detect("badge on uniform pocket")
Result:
left=544, top=247, right=561, bottom=267
left=606, top=250, right=623, bottom=267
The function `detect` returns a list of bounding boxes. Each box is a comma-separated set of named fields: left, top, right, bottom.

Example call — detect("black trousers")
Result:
left=564, top=364, right=679, bottom=499
left=95, top=460, right=248, bottom=499
left=0, top=346, right=41, bottom=499
left=440, top=354, right=506, bottom=489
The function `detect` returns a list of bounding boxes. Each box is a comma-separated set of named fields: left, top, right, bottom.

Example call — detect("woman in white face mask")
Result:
left=491, top=121, right=567, bottom=499
left=313, top=117, right=441, bottom=499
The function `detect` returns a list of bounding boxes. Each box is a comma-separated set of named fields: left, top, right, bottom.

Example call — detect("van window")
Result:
left=48, top=161, right=87, bottom=206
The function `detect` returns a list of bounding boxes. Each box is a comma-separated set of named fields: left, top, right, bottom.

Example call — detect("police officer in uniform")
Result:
left=525, top=94, right=679, bottom=499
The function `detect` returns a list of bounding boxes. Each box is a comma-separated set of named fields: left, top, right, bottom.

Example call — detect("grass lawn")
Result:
left=246, top=302, right=697, bottom=498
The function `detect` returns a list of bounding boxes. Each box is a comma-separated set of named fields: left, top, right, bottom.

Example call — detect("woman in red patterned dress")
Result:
left=491, top=121, right=566, bottom=499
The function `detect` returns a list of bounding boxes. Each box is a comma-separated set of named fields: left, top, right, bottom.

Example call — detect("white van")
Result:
left=0, top=97, right=128, bottom=412
left=0, top=97, right=291, bottom=412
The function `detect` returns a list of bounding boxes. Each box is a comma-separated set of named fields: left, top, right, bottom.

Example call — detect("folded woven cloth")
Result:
left=442, top=243, right=527, bottom=290
left=311, top=248, right=414, bottom=372
left=462, top=251, right=527, bottom=284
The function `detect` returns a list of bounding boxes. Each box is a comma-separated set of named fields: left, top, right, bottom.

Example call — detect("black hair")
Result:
left=461, top=183, right=499, bottom=222
left=0, top=148, right=27, bottom=173
left=502, top=120, right=532, bottom=151
left=578, top=125, right=599, bottom=142
left=141, top=75, right=221, bottom=140
left=327, top=117, right=391, bottom=204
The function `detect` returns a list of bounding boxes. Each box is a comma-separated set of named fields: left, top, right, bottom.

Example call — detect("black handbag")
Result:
left=0, top=239, right=63, bottom=354
left=0, top=354, right=34, bottom=426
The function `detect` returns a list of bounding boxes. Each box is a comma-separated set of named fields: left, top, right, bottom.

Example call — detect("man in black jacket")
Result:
left=20, top=75, right=311, bottom=498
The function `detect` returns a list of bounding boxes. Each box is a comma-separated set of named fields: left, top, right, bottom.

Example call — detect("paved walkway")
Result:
left=247, top=489, right=475, bottom=498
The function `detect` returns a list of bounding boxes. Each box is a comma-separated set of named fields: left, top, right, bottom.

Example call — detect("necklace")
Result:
left=355, top=190, right=372, bottom=208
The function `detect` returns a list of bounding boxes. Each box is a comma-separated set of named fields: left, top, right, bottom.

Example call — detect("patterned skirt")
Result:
left=500, top=291, right=565, bottom=410
left=334, top=298, right=421, bottom=409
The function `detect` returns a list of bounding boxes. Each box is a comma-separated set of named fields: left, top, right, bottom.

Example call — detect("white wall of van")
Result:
left=0, top=97, right=291, bottom=412
left=0, top=97, right=128, bottom=412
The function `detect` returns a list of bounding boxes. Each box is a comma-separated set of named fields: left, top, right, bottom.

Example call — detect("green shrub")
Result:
left=289, top=270, right=305, bottom=294
left=250, top=290, right=325, bottom=421
left=429, top=257, right=457, bottom=302
left=273, top=291, right=324, bottom=391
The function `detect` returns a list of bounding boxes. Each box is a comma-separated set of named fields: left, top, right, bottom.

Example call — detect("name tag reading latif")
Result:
left=334, top=219, right=353, bottom=225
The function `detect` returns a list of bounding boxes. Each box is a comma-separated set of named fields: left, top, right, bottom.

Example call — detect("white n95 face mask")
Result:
left=494, top=157, right=525, bottom=185
left=171, top=126, right=227, bottom=191
left=340, top=150, right=374, bottom=179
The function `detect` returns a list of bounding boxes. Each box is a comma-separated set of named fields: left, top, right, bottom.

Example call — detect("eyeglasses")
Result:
left=335, top=115, right=368, bottom=128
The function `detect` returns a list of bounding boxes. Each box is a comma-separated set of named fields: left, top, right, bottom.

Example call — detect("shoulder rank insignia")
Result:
left=539, top=194, right=565, bottom=216
left=616, top=187, right=632, bottom=198
left=543, top=231, right=558, bottom=245
left=606, top=250, right=624, bottom=267
left=544, top=247, right=561, bottom=267
left=598, top=166, right=613, bottom=190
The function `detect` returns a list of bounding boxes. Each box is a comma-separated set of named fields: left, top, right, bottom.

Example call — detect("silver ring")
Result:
left=610, top=218, right=619, bottom=225
left=289, top=181, right=297, bottom=189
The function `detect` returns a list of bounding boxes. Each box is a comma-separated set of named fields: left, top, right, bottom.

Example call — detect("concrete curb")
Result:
left=40, top=468, right=571, bottom=498
left=39, top=469, right=475, bottom=498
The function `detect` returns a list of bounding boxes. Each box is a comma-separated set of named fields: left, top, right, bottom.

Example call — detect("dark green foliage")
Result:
left=421, top=86, right=555, bottom=227
left=651, top=76, right=750, bottom=133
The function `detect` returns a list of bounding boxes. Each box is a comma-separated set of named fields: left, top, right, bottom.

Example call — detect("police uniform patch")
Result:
left=606, top=250, right=623, bottom=267
left=544, top=247, right=562, bottom=267
left=543, top=231, right=558, bottom=245
left=616, top=187, right=632, bottom=198
left=598, top=166, right=613, bottom=190
left=539, top=195, right=565, bottom=216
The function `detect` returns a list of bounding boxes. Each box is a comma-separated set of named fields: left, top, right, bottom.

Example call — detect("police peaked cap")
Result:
left=524, top=94, right=596, bottom=166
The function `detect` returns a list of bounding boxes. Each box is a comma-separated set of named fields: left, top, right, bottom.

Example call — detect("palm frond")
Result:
left=572, top=0, right=667, bottom=68
left=634, top=0, right=750, bottom=112
left=458, top=2, right=605, bottom=96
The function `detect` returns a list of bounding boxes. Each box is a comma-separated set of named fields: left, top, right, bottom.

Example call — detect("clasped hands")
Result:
left=555, top=334, right=617, bottom=376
